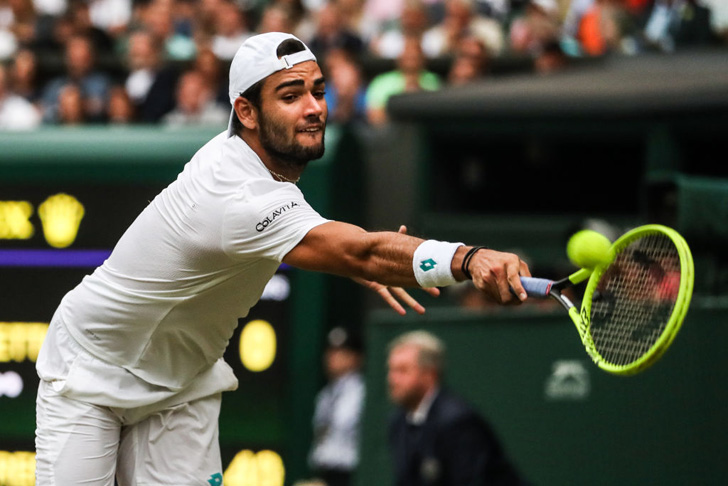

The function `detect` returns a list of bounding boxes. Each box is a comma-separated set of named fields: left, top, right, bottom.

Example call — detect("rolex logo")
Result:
left=38, top=193, right=85, bottom=248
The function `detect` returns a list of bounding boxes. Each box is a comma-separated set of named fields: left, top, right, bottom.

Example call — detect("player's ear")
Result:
left=234, top=96, right=258, bottom=130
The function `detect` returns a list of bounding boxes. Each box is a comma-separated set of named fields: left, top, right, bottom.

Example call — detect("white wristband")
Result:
left=412, top=240, right=464, bottom=288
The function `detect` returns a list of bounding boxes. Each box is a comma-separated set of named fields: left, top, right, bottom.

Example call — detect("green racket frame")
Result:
left=578, top=224, right=695, bottom=375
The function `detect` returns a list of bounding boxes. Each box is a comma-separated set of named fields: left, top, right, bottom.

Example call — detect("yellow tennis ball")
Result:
left=566, top=230, right=612, bottom=269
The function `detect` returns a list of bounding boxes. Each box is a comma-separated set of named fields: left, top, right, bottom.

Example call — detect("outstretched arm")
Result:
left=353, top=225, right=440, bottom=315
left=352, top=276, right=435, bottom=315
left=282, top=221, right=530, bottom=305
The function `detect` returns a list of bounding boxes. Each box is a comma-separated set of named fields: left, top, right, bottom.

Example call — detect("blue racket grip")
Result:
left=519, top=277, right=554, bottom=298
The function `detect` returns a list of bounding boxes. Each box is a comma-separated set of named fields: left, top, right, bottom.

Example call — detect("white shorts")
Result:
left=35, top=380, right=224, bottom=486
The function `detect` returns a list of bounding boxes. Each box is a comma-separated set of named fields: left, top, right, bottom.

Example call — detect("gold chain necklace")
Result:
left=267, top=167, right=300, bottom=184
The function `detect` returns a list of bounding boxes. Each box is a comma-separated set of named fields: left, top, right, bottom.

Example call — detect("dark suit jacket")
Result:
left=135, top=66, right=179, bottom=123
left=389, top=389, right=524, bottom=486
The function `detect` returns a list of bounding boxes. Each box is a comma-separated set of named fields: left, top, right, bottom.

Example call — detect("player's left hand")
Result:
left=353, top=277, right=439, bottom=315
left=352, top=225, right=440, bottom=315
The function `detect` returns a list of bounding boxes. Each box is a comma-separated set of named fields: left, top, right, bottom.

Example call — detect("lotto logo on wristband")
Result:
left=419, top=258, right=437, bottom=272
left=413, top=240, right=462, bottom=288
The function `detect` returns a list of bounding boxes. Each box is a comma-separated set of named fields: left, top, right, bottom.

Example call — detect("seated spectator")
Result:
left=508, top=0, right=562, bottom=56
left=363, top=0, right=406, bottom=34
left=533, top=38, right=568, bottom=74
left=365, top=35, right=441, bottom=125
left=52, top=0, right=115, bottom=56
left=28, top=0, right=65, bottom=51
left=140, top=0, right=196, bottom=61
left=162, top=69, right=228, bottom=126
left=337, top=0, right=378, bottom=45
left=123, top=29, right=178, bottom=122
left=422, top=0, right=505, bottom=58
left=40, top=33, right=110, bottom=123
left=256, top=4, right=296, bottom=35
left=210, top=0, right=251, bottom=61
left=57, top=83, right=85, bottom=124
left=0, top=62, right=41, bottom=130
left=194, top=0, right=225, bottom=40
left=194, top=45, right=228, bottom=107
left=9, top=47, right=42, bottom=104
left=270, top=0, right=317, bottom=41
left=4, top=0, right=38, bottom=50
left=170, top=0, right=197, bottom=39
left=447, top=34, right=489, bottom=85
left=308, top=1, right=365, bottom=60
left=107, top=84, right=135, bottom=123
left=575, top=0, right=629, bottom=56
left=642, top=0, right=716, bottom=52
left=324, top=48, right=367, bottom=124
left=561, top=0, right=595, bottom=54
left=370, top=0, right=431, bottom=59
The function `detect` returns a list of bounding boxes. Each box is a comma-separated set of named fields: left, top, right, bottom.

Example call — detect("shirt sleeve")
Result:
left=222, top=179, right=331, bottom=262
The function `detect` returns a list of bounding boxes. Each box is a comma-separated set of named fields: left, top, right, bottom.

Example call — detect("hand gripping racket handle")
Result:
left=519, top=277, right=554, bottom=298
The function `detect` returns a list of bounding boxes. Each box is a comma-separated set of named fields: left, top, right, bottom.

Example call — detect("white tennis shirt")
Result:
left=37, top=132, right=330, bottom=408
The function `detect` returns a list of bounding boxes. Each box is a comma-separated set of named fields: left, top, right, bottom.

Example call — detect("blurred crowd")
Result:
left=0, top=0, right=726, bottom=130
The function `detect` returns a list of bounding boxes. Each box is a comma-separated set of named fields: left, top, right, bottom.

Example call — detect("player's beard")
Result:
left=258, top=111, right=326, bottom=169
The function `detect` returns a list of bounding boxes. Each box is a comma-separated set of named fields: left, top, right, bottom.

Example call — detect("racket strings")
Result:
left=589, top=234, right=680, bottom=366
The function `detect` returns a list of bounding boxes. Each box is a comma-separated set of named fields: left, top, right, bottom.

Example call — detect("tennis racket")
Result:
left=520, top=224, right=694, bottom=375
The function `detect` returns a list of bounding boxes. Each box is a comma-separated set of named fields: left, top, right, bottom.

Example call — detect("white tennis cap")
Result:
left=227, top=32, right=317, bottom=137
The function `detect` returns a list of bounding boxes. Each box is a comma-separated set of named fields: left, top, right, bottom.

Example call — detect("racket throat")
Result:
left=550, top=289, right=576, bottom=312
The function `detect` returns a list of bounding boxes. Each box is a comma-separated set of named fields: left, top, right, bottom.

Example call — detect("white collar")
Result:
left=407, top=387, right=439, bottom=425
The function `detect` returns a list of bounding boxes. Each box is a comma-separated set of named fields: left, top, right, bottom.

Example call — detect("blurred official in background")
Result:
left=308, top=326, right=366, bottom=486
left=387, top=330, right=526, bottom=486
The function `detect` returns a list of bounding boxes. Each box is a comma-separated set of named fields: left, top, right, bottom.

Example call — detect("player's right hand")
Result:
left=467, top=249, right=530, bottom=305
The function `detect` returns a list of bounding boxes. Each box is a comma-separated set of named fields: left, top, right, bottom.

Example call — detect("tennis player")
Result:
left=35, top=32, right=530, bottom=485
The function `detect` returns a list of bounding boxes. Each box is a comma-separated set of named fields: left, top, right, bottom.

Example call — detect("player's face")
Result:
left=258, top=61, right=327, bottom=166
left=387, top=345, right=430, bottom=410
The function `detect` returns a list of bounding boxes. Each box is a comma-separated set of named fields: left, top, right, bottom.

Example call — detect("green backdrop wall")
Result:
left=357, top=300, right=728, bottom=486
